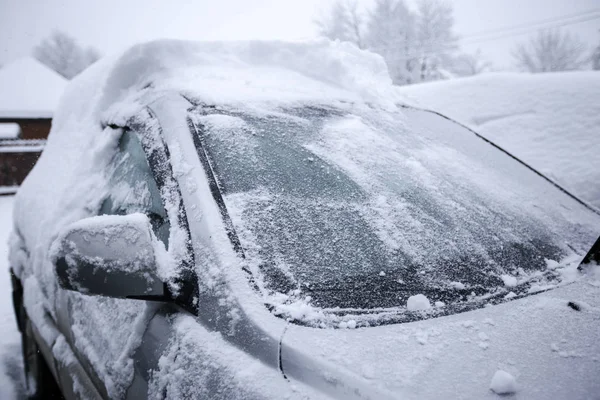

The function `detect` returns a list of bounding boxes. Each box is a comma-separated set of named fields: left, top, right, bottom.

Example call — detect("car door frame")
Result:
left=51, top=106, right=198, bottom=399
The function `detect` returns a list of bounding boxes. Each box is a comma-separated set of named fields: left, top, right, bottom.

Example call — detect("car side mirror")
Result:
left=53, top=213, right=169, bottom=301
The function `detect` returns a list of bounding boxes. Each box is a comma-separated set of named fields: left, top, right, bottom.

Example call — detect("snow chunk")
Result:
left=501, top=274, right=518, bottom=287
left=406, top=294, right=431, bottom=311
left=490, top=370, right=517, bottom=394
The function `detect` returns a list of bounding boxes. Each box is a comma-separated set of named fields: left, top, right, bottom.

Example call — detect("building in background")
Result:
left=0, top=57, right=66, bottom=193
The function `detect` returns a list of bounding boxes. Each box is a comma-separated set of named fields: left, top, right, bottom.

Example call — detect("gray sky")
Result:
left=1, top=0, right=599, bottom=70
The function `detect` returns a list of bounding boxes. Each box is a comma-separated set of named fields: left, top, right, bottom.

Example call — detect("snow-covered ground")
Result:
left=398, top=71, right=600, bottom=210
left=0, top=196, right=25, bottom=399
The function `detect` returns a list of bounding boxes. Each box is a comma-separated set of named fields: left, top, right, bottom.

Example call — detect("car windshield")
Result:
left=190, top=104, right=596, bottom=323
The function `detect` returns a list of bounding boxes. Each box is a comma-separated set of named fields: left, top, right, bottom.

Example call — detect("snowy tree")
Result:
left=33, top=31, right=101, bottom=79
left=512, top=29, right=586, bottom=73
left=316, top=0, right=459, bottom=85
left=315, top=0, right=365, bottom=49
left=414, top=0, right=458, bottom=81
left=366, top=0, right=417, bottom=84
left=364, top=0, right=458, bottom=85
left=451, top=50, right=492, bottom=76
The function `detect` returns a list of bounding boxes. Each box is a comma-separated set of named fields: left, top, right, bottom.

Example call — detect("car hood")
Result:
left=279, top=278, right=600, bottom=399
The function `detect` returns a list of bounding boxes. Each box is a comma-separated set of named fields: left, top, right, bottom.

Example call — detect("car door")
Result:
left=55, top=127, right=172, bottom=399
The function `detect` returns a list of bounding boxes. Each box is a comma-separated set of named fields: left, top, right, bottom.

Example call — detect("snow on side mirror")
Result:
left=53, top=213, right=169, bottom=301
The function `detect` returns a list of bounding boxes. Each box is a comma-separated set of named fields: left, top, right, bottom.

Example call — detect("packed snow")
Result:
left=398, top=71, right=600, bottom=210
left=0, top=58, right=67, bottom=118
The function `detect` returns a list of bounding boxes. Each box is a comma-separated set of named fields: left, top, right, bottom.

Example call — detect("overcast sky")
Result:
left=1, top=0, right=599, bottom=70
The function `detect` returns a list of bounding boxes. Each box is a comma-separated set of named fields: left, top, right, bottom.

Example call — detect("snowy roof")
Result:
left=0, top=57, right=67, bottom=118
left=0, top=122, right=20, bottom=139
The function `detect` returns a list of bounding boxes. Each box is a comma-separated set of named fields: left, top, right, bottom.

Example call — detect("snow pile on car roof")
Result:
left=94, top=39, right=400, bottom=117
left=397, top=72, right=600, bottom=210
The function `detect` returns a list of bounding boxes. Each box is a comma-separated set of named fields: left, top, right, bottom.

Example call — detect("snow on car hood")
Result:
left=280, top=275, right=600, bottom=400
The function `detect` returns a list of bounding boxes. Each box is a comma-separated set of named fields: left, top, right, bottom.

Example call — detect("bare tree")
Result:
left=366, top=0, right=417, bottom=84
left=346, top=1, right=366, bottom=49
left=512, top=29, right=586, bottom=73
left=315, top=0, right=365, bottom=49
left=316, top=0, right=459, bottom=85
left=365, top=0, right=459, bottom=85
left=415, top=0, right=458, bottom=81
left=451, top=50, right=492, bottom=76
left=33, top=31, right=101, bottom=79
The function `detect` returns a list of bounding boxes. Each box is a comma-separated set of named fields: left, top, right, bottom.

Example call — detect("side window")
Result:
left=100, top=130, right=170, bottom=246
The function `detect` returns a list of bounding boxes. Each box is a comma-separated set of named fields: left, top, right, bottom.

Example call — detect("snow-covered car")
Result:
left=8, top=40, right=600, bottom=400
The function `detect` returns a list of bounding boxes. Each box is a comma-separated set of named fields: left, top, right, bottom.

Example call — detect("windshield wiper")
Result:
left=398, top=104, right=600, bottom=217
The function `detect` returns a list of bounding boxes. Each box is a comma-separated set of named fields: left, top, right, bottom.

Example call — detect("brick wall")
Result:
left=0, top=118, right=49, bottom=189
left=0, top=151, right=43, bottom=187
